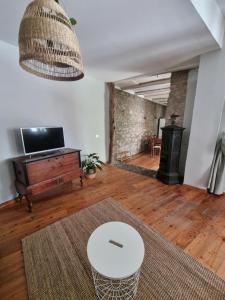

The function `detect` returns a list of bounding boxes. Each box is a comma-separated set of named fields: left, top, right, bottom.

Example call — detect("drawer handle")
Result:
left=109, top=240, right=123, bottom=248
left=58, top=178, right=64, bottom=184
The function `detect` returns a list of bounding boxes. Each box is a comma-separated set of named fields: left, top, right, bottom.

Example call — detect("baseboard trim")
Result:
left=182, top=183, right=207, bottom=192
left=0, top=198, right=17, bottom=210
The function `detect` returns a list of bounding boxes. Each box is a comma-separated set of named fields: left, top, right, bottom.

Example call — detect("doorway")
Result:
left=108, top=69, right=197, bottom=178
left=109, top=72, right=170, bottom=176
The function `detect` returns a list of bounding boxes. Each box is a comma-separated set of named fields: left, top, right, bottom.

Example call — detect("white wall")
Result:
left=219, top=101, right=225, bottom=134
left=190, top=0, right=225, bottom=48
left=184, top=38, right=225, bottom=189
left=0, top=41, right=107, bottom=204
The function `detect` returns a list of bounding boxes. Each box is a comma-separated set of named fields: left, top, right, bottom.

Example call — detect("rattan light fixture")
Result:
left=19, top=0, right=84, bottom=81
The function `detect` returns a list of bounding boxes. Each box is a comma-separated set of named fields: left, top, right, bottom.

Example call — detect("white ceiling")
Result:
left=0, top=0, right=223, bottom=81
left=216, top=0, right=225, bottom=17
left=115, top=55, right=200, bottom=106
left=116, top=73, right=171, bottom=106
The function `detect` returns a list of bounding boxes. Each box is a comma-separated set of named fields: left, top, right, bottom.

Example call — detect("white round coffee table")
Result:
left=87, top=222, right=145, bottom=299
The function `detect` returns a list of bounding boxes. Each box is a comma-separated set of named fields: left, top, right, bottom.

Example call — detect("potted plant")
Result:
left=81, top=153, right=104, bottom=179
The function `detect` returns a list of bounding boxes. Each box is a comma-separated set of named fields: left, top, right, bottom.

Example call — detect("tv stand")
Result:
left=12, top=148, right=82, bottom=212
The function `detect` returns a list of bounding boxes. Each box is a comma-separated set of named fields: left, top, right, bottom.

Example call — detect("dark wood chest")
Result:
left=12, top=148, right=82, bottom=212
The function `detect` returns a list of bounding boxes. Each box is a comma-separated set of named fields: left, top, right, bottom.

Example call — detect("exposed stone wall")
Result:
left=165, top=70, right=189, bottom=126
left=179, top=68, right=198, bottom=176
left=113, top=89, right=166, bottom=161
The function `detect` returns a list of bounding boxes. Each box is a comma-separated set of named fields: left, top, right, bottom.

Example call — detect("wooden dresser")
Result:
left=12, top=148, right=82, bottom=212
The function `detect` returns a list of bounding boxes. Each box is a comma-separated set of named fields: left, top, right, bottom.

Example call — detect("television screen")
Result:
left=21, top=127, right=65, bottom=154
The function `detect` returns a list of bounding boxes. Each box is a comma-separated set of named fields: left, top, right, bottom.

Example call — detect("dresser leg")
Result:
left=25, top=195, right=33, bottom=213
left=80, top=175, right=83, bottom=187
left=16, top=194, right=23, bottom=204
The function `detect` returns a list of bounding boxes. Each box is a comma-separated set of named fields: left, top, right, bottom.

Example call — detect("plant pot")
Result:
left=86, top=169, right=96, bottom=179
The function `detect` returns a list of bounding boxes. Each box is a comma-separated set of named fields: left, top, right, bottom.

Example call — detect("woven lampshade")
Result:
left=19, top=0, right=84, bottom=81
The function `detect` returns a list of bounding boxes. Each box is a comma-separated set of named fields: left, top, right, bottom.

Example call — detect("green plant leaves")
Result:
left=70, top=18, right=77, bottom=25
left=81, top=153, right=104, bottom=171
left=54, top=1, right=77, bottom=26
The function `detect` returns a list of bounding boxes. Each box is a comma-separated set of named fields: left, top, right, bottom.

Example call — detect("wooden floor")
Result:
left=1, top=165, right=225, bottom=299
left=126, top=152, right=160, bottom=170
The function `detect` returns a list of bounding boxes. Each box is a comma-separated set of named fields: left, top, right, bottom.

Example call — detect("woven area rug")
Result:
left=22, top=198, right=225, bottom=300
left=114, top=162, right=157, bottom=178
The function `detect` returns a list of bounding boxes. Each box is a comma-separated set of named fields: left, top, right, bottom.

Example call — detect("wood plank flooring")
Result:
left=1, top=165, right=225, bottom=299
left=126, top=153, right=160, bottom=170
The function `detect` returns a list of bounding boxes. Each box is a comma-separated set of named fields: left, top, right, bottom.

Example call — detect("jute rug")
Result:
left=22, top=198, right=225, bottom=300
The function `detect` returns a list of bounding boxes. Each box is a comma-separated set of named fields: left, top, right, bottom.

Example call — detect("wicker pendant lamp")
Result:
left=19, top=0, right=84, bottom=81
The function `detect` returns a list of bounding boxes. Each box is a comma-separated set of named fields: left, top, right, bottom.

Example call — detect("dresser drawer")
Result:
left=29, top=170, right=81, bottom=195
left=29, top=177, right=60, bottom=195
left=27, top=152, right=80, bottom=185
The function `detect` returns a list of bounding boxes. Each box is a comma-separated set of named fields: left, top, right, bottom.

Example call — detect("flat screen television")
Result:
left=21, top=127, right=65, bottom=155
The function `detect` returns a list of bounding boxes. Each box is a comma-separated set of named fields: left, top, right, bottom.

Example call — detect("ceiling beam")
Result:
left=136, top=88, right=170, bottom=96
left=139, top=93, right=169, bottom=98
left=166, top=62, right=199, bottom=73
left=147, top=99, right=168, bottom=103
left=145, top=98, right=167, bottom=106
left=116, top=72, right=171, bottom=86
left=134, top=84, right=170, bottom=93
left=123, top=78, right=170, bottom=91
left=150, top=96, right=169, bottom=100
